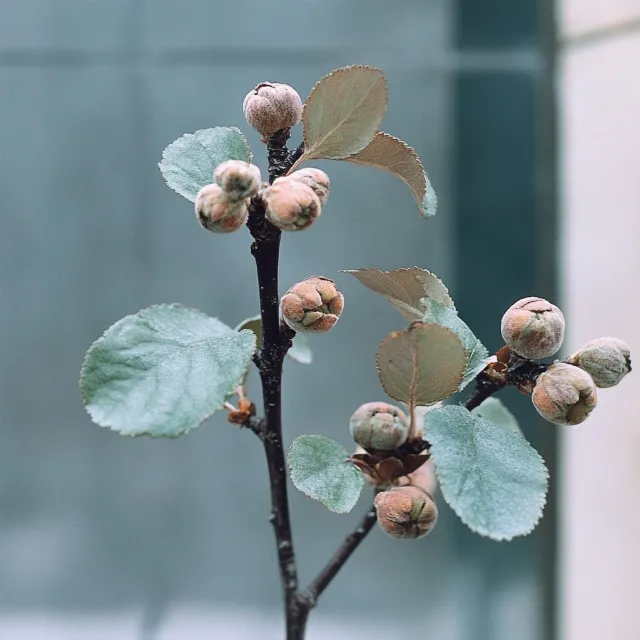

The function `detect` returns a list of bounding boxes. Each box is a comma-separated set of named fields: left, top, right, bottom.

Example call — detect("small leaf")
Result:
left=236, top=316, right=312, bottom=365
left=288, top=435, right=364, bottom=513
left=80, top=304, right=256, bottom=437
left=472, top=397, right=521, bottom=435
left=427, top=405, right=548, bottom=541
left=345, top=132, right=437, bottom=218
left=288, top=333, right=313, bottom=364
left=376, top=322, right=466, bottom=406
left=235, top=315, right=263, bottom=350
left=300, top=66, right=387, bottom=162
left=343, top=267, right=454, bottom=321
left=159, top=127, right=252, bottom=202
left=421, top=299, right=489, bottom=390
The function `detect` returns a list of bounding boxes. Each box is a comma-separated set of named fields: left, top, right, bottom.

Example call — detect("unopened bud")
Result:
left=214, top=160, right=261, bottom=201
left=350, top=402, right=409, bottom=451
left=281, top=276, right=344, bottom=333
left=532, top=363, right=597, bottom=425
left=242, top=82, right=303, bottom=136
left=501, top=297, right=565, bottom=359
left=375, top=486, right=438, bottom=540
left=289, top=168, right=330, bottom=207
left=194, top=184, right=248, bottom=233
left=264, top=178, right=321, bottom=231
left=568, top=337, right=631, bottom=388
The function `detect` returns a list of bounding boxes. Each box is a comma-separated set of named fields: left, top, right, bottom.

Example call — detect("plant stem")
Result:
left=247, top=128, right=304, bottom=639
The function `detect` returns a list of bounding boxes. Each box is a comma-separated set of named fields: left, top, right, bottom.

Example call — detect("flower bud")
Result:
left=568, top=337, right=631, bottom=388
left=264, top=178, right=321, bottom=231
left=289, top=168, right=330, bottom=207
left=280, top=276, right=344, bottom=333
left=350, top=402, right=409, bottom=451
left=242, top=82, right=303, bottom=136
left=501, top=297, right=565, bottom=359
left=214, top=160, right=261, bottom=201
left=194, top=184, right=248, bottom=233
left=532, top=363, right=597, bottom=425
left=375, top=486, right=438, bottom=540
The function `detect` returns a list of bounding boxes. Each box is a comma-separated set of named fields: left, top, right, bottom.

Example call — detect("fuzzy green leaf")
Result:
left=159, top=127, right=252, bottom=202
left=421, top=299, right=489, bottom=390
left=80, top=304, right=256, bottom=437
left=427, top=405, right=548, bottom=541
left=472, top=398, right=521, bottom=434
left=288, top=435, right=364, bottom=513
left=344, top=132, right=437, bottom=218
left=376, top=322, right=466, bottom=406
left=300, top=65, right=387, bottom=162
left=343, top=267, right=454, bottom=321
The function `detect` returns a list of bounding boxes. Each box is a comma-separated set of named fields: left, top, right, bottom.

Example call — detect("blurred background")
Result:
left=0, top=1, right=637, bottom=639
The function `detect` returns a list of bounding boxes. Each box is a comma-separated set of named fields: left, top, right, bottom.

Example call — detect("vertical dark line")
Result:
left=537, top=1, right=559, bottom=639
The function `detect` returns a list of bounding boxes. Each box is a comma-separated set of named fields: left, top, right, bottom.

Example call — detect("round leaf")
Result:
left=376, top=322, right=466, bottom=406
left=288, top=435, right=364, bottom=513
left=159, top=127, right=252, bottom=202
left=427, top=405, right=548, bottom=541
left=80, top=304, right=257, bottom=437
left=300, top=65, right=387, bottom=161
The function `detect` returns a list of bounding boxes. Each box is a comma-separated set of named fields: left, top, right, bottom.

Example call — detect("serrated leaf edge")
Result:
left=429, top=406, right=549, bottom=541
left=287, top=435, right=364, bottom=514
left=299, top=65, right=388, bottom=164
left=79, top=303, right=256, bottom=438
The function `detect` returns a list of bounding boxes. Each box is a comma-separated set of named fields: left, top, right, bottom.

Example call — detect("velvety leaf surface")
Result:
left=421, top=299, right=489, bottom=390
left=81, top=304, right=256, bottom=437
left=427, top=405, right=548, bottom=541
left=376, top=322, right=466, bottom=406
left=300, top=66, right=387, bottom=161
left=288, top=435, right=364, bottom=513
left=159, top=127, right=252, bottom=202
left=472, top=397, right=521, bottom=434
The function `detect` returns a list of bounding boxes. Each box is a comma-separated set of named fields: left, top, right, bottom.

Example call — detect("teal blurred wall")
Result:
left=0, top=1, right=554, bottom=638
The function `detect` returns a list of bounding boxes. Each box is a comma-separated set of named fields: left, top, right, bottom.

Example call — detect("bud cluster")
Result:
left=194, top=160, right=262, bottom=234
left=498, top=297, right=631, bottom=427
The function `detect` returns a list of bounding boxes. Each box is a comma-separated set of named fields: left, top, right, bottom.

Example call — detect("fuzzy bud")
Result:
left=375, top=486, right=438, bottom=540
left=501, top=297, right=565, bottom=359
left=289, top=168, right=331, bottom=207
left=214, top=160, right=261, bottom=201
left=280, top=276, right=344, bottom=333
left=264, top=178, right=321, bottom=231
left=350, top=402, right=409, bottom=451
left=568, top=337, right=631, bottom=388
left=532, top=363, right=597, bottom=425
left=242, top=82, right=303, bottom=136
left=194, top=184, right=248, bottom=233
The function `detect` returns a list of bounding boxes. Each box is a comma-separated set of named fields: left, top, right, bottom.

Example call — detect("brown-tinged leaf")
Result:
left=342, top=267, right=454, bottom=321
left=403, top=453, right=429, bottom=475
left=376, top=322, right=466, bottom=406
left=298, top=66, right=387, bottom=163
left=344, top=132, right=437, bottom=218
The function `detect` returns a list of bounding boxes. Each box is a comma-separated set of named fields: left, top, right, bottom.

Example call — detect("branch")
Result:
left=298, top=504, right=377, bottom=615
left=246, top=129, right=305, bottom=639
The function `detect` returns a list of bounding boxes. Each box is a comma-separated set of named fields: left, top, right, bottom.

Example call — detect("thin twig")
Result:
left=298, top=505, right=377, bottom=614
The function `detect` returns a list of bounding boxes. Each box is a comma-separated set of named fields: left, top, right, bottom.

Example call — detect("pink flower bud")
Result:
left=289, top=168, right=330, bottom=206
left=375, top=486, right=438, bottom=540
left=242, top=82, right=303, bottom=136
left=280, top=276, right=344, bottom=333
left=264, top=177, right=321, bottom=231
left=194, top=184, right=248, bottom=234
left=214, top=160, right=261, bottom=201
left=350, top=402, right=409, bottom=451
